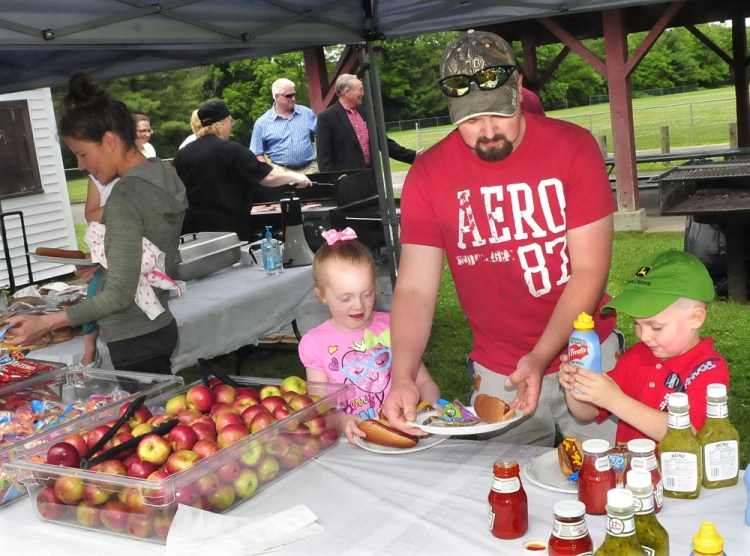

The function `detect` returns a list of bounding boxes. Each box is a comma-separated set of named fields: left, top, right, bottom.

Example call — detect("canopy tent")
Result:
left=0, top=0, right=670, bottom=94
left=0, top=1, right=746, bottom=283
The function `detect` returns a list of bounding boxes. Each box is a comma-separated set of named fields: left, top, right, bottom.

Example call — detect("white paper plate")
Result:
left=29, top=253, right=96, bottom=266
left=406, top=406, right=523, bottom=436
left=521, top=450, right=578, bottom=493
left=354, top=433, right=449, bottom=454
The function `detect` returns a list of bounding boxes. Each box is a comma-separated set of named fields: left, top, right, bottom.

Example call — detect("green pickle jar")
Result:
left=626, top=469, right=669, bottom=556
left=696, top=384, right=739, bottom=489
left=594, top=488, right=646, bottom=555
left=659, top=392, right=702, bottom=499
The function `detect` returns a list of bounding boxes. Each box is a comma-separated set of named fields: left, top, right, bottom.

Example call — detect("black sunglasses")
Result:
left=278, top=92, right=296, bottom=99
left=439, top=65, right=517, bottom=98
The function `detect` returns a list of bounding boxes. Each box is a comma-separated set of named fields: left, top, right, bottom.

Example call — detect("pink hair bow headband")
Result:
left=322, top=227, right=357, bottom=245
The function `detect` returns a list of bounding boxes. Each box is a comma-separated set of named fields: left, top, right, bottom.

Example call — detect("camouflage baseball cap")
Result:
left=440, top=30, right=519, bottom=125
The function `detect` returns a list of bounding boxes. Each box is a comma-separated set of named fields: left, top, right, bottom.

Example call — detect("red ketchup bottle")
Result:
left=488, top=459, right=528, bottom=539
left=624, top=438, right=663, bottom=513
left=578, top=439, right=616, bottom=515
left=548, top=500, right=594, bottom=556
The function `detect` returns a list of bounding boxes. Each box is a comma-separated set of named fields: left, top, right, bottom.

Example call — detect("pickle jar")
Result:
left=548, top=500, right=594, bottom=556
left=487, top=459, right=528, bottom=539
left=625, top=438, right=663, bottom=513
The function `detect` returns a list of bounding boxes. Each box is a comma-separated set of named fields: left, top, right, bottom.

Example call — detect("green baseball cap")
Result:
left=603, top=249, right=715, bottom=318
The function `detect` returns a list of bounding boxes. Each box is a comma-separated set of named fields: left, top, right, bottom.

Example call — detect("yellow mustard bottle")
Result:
left=689, top=522, right=726, bottom=556
left=696, top=384, right=739, bottom=488
left=658, top=392, right=702, bottom=499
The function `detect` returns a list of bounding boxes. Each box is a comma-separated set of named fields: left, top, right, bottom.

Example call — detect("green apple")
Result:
left=280, top=375, right=307, bottom=396
left=233, top=468, right=259, bottom=498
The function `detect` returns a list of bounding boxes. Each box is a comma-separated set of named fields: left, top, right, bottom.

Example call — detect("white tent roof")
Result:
left=0, top=0, right=669, bottom=94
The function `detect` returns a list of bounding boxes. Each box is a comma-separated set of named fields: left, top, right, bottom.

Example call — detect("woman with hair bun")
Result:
left=8, top=73, right=188, bottom=374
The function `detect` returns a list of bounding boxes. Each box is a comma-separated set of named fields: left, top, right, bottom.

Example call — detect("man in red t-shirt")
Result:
left=382, top=30, right=619, bottom=446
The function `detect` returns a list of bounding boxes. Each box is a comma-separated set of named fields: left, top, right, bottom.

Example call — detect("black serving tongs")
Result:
left=79, top=394, right=178, bottom=469
left=198, top=357, right=240, bottom=388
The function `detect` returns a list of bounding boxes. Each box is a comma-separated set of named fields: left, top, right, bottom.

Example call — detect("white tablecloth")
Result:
left=30, top=263, right=321, bottom=372
left=1, top=439, right=748, bottom=554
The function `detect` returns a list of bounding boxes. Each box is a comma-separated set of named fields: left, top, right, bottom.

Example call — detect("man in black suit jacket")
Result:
left=316, top=74, right=416, bottom=172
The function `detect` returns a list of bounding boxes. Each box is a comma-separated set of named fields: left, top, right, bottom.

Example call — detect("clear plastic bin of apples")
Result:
left=4, top=375, right=352, bottom=543
left=0, top=366, right=183, bottom=509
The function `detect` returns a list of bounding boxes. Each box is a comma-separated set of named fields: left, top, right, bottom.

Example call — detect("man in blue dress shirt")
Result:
left=250, top=78, right=318, bottom=174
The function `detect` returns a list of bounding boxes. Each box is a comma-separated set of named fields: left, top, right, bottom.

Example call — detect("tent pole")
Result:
left=359, top=43, right=399, bottom=289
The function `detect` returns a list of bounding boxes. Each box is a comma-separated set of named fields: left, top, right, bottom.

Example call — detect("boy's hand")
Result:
left=565, top=367, right=622, bottom=410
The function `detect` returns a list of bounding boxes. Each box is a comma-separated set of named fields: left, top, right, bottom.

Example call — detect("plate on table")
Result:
left=28, top=253, right=96, bottom=266
left=406, top=406, right=523, bottom=436
left=521, top=450, right=577, bottom=493
left=354, top=433, right=449, bottom=454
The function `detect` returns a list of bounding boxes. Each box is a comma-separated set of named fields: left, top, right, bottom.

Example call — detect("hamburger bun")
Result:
left=473, top=394, right=516, bottom=423
left=359, top=419, right=419, bottom=449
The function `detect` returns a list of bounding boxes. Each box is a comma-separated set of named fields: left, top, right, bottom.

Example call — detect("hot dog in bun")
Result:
left=35, top=247, right=86, bottom=259
left=359, top=419, right=419, bottom=449
left=558, top=437, right=584, bottom=478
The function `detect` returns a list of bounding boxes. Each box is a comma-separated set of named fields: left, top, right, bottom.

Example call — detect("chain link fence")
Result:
left=387, top=97, right=737, bottom=154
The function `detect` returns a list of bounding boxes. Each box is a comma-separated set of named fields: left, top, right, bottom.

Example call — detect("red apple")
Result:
left=176, top=409, right=203, bottom=425
left=144, top=469, right=173, bottom=507
left=234, top=386, right=260, bottom=402
left=112, top=431, right=136, bottom=460
left=207, top=483, right=235, bottom=510
left=216, top=459, right=241, bottom=484
left=233, top=468, right=259, bottom=498
left=264, top=435, right=291, bottom=458
left=217, top=423, right=248, bottom=448
left=126, top=513, right=154, bottom=538
left=62, top=433, right=89, bottom=459
left=288, top=394, right=314, bottom=412
left=86, top=425, right=114, bottom=451
left=118, top=401, right=153, bottom=429
left=153, top=511, right=175, bottom=539
left=260, top=395, right=287, bottom=413
left=121, top=453, right=140, bottom=470
left=191, top=421, right=217, bottom=442
left=54, top=475, right=85, bottom=505
left=36, top=486, right=65, bottom=519
left=286, top=423, right=311, bottom=444
left=256, top=455, right=280, bottom=483
left=136, top=434, right=172, bottom=466
left=250, top=411, right=276, bottom=434
left=193, top=439, right=221, bottom=460
left=128, top=458, right=159, bottom=479
left=100, top=499, right=129, bottom=532
left=300, top=437, right=320, bottom=459
left=168, top=424, right=199, bottom=451
left=241, top=404, right=271, bottom=429
left=104, top=419, right=131, bottom=435
left=46, top=442, right=82, bottom=468
left=76, top=500, right=102, bottom=527
left=165, top=449, right=200, bottom=474
left=174, top=483, right=199, bottom=506
left=123, top=487, right=152, bottom=515
left=259, top=384, right=282, bottom=400
left=305, top=415, right=327, bottom=437
left=232, top=397, right=258, bottom=414
left=214, top=411, right=244, bottom=432
left=319, top=427, right=339, bottom=449
left=164, top=393, right=188, bottom=416
left=197, top=472, right=220, bottom=496
left=240, top=440, right=263, bottom=467
left=280, top=375, right=307, bottom=396
left=212, top=383, right=236, bottom=404
left=148, top=414, right=173, bottom=427
left=279, top=442, right=304, bottom=470
left=185, top=384, right=215, bottom=413
left=91, top=458, right=128, bottom=477
left=272, top=405, right=292, bottom=420
left=83, top=482, right=112, bottom=505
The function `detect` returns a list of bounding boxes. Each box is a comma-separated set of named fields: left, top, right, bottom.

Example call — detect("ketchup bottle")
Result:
left=488, top=460, right=528, bottom=539
left=548, top=500, right=594, bottom=556
left=578, top=439, right=616, bottom=515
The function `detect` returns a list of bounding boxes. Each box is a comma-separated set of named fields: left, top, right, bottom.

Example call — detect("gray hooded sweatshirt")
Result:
left=65, top=159, right=188, bottom=343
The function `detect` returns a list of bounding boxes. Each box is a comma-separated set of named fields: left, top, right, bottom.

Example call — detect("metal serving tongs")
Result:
left=79, top=394, right=178, bottom=469
left=198, top=357, right=240, bottom=388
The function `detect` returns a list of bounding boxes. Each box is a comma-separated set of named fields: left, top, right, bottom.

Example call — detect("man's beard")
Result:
left=474, top=133, right=513, bottom=162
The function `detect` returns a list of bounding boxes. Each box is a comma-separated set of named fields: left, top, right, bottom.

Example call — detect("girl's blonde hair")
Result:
left=312, top=236, right=376, bottom=292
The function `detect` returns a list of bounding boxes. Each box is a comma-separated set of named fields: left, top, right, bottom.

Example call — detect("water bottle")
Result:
left=568, top=312, right=601, bottom=373
left=261, top=225, right=282, bottom=276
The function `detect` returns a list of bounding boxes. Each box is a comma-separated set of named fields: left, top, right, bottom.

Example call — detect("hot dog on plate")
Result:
left=359, top=419, right=420, bottom=449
